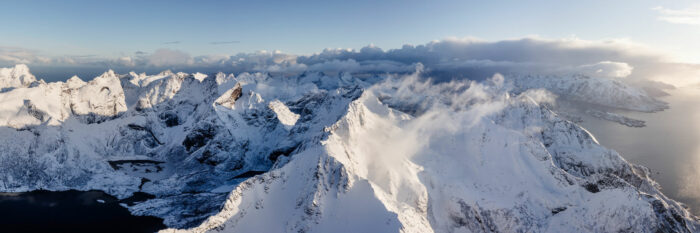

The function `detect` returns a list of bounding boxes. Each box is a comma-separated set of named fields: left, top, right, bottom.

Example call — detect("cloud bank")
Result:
left=0, top=47, right=51, bottom=64
left=1, top=37, right=699, bottom=85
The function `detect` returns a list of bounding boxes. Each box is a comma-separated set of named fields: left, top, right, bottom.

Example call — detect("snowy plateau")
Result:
left=0, top=64, right=697, bottom=233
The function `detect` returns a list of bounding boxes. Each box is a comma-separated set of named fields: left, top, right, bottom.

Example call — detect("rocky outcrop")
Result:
left=214, top=83, right=242, bottom=109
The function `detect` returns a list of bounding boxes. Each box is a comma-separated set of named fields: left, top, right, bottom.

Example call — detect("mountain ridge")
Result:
left=0, top=65, right=695, bottom=232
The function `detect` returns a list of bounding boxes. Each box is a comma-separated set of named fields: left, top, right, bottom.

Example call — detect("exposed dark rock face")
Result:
left=23, top=99, right=48, bottom=122
left=230, top=83, right=242, bottom=102
left=182, top=122, right=217, bottom=152
left=159, top=111, right=180, bottom=127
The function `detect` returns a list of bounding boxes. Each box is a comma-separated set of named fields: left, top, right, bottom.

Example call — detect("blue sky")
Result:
left=1, top=0, right=700, bottom=63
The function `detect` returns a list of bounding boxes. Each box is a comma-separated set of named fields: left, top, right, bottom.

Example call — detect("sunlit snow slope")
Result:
left=0, top=64, right=695, bottom=232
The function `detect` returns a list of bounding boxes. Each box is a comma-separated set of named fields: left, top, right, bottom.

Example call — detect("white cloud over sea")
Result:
left=1, top=37, right=699, bottom=85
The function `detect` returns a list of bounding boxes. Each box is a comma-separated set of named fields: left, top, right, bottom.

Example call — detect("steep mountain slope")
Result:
left=0, top=70, right=126, bottom=128
left=170, top=75, right=697, bottom=233
left=0, top=65, right=695, bottom=232
left=0, top=67, right=370, bottom=227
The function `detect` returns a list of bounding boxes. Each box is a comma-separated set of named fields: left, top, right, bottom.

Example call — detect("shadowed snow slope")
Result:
left=0, top=65, right=695, bottom=232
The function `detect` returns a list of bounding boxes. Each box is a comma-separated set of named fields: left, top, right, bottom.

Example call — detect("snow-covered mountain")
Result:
left=507, top=74, right=669, bottom=112
left=0, top=65, right=695, bottom=232
left=0, top=64, right=36, bottom=91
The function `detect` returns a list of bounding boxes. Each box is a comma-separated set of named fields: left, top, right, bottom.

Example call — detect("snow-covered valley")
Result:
left=0, top=64, right=697, bottom=232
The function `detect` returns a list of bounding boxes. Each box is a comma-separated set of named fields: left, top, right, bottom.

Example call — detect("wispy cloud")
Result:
left=209, top=41, right=240, bottom=45
left=70, top=54, right=97, bottom=58
left=146, top=48, right=192, bottom=66
left=652, top=6, right=700, bottom=25
left=0, top=46, right=50, bottom=64
left=162, top=41, right=181, bottom=45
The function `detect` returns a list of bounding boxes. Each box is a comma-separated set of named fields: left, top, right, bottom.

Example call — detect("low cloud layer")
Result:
left=1, top=37, right=699, bottom=85
left=0, top=47, right=51, bottom=64
left=653, top=5, right=700, bottom=26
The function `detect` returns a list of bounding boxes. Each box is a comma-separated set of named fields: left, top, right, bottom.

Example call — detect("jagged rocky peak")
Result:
left=159, top=69, right=175, bottom=76
left=0, top=64, right=37, bottom=89
left=214, top=82, right=243, bottom=109
left=214, top=72, right=234, bottom=84
left=0, top=67, right=129, bottom=128
left=65, top=75, right=87, bottom=89
left=96, top=69, right=120, bottom=80
left=132, top=71, right=197, bottom=110
left=67, top=70, right=127, bottom=119
left=126, top=71, right=149, bottom=87
left=193, top=72, right=208, bottom=82
left=267, top=100, right=299, bottom=130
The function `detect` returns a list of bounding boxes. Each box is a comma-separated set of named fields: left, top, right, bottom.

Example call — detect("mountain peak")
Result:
left=0, top=64, right=37, bottom=89
left=12, top=64, right=30, bottom=73
left=96, top=69, right=118, bottom=80
left=65, top=75, right=87, bottom=89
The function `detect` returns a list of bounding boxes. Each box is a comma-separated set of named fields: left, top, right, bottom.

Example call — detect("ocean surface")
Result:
left=578, top=86, right=700, bottom=215
left=0, top=190, right=166, bottom=233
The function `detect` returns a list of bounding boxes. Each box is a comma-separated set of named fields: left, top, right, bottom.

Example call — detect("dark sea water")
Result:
left=578, top=87, right=700, bottom=216
left=0, top=190, right=166, bottom=233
